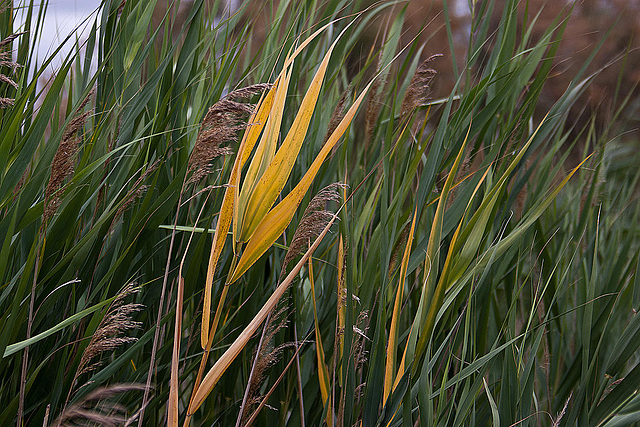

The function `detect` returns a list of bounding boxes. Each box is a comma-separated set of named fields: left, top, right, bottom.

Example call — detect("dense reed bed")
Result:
left=1, top=0, right=639, bottom=425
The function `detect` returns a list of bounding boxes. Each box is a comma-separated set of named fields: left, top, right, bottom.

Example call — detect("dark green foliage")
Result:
left=1, top=0, right=639, bottom=425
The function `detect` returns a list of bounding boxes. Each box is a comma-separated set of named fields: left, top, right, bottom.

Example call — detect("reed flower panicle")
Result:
left=113, top=160, right=161, bottom=223
left=188, top=84, right=272, bottom=184
left=400, top=54, right=440, bottom=120
left=51, top=384, right=146, bottom=427
left=323, top=91, right=347, bottom=147
left=0, top=32, right=25, bottom=108
left=44, top=91, right=94, bottom=222
left=239, top=306, right=290, bottom=424
left=72, top=285, right=143, bottom=390
left=364, top=71, right=384, bottom=145
left=281, top=183, right=345, bottom=273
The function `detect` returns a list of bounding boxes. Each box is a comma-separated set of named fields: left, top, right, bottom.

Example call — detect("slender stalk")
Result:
left=139, top=189, right=185, bottom=426
left=235, top=312, right=271, bottom=427
left=183, top=257, right=237, bottom=427
left=293, top=322, right=306, bottom=427
left=18, top=250, right=40, bottom=427
left=243, top=331, right=311, bottom=426
left=169, top=194, right=211, bottom=426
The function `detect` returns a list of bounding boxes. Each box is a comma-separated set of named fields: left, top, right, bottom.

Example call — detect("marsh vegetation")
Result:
left=1, top=0, right=639, bottom=425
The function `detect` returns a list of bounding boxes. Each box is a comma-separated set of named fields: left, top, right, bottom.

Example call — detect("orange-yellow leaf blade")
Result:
left=168, top=276, right=184, bottom=426
left=201, top=87, right=276, bottom=348
left=237, top=36, right=341, bottom=243
left=383, top=210, right=416, bottom=404
left=228, top=82, right=372, bottom=284
left=236, top=71, right=290, bottom=236
left=187, top=212, right=340, bottom=414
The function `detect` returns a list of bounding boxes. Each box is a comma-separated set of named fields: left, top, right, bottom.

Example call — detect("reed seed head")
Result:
left=400, top=54, right=441, bottom=120
left=0, top=97, right=14, bottom=108
left=0, top=32, right=25, bottom=109
left=44, top=91, right=94, bottom=222
left=364, top=75, right=384, bottom=145
left=240, top=305, right=289, bottom=424
left=52, top=383, right=146, bottom=427
left=226, top=83, right=273, bottom=100
left=0, top=73, right=18, bottom=88
left=74, top=285, right=143, bottom=387
left=112, top=160, right=160, bottom=224
left=188, top=84, right=272, bottom=184
left=323, top=90, right=348, bottom=147
left=282, top=183, right=345, bottom=273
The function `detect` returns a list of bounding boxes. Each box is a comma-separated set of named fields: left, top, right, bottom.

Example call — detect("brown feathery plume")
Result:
left=227, top=83, right=273, bottom=99
left=242, top=327, right=312, bottom=427
left=0, top=73, right=18, bottom=88
left=112, top=159, right=160, bottom=224
left=51, top=383, right=146, bottom=427
left=0, top=32, right=26, bottom=109
left=69, top=285, right=143, bottom=397
left=323, top=90, right=348, bottom=147
left=399, top=54, right=441, bottom=121
left=0, top=56, right=21, bottom=72
left=44, top=90, right=94, bottom=221
left=0, top=31, right=26, bottom=49
left=238, top=305, right=290, bottom=425
left=364, top=70, right=385, bottom=147
left=0, top=97, right=14, bottom=107
left=551, top=392, right=572, bottom=427
left=116, top=185, right=148, bottom=219
left=388, top=220, right=411, bottom=278
left=281, top=183, right=345, bottom=274
left=187, top=84, right=272, bottom=184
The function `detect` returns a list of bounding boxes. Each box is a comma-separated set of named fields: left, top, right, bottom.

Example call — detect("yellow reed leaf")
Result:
left=228, top=81, right=373, bottom=284
left=236, top=70, right=291, bottom=238
left=200, top=88, right=276, bottom=349
left=234, top=20, right=358, bottom=244
left=187, top=211, right=340, bottom=414
left=236, top=38, right=337, bottom=243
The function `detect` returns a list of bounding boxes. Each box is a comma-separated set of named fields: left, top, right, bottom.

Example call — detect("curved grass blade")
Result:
left=228, top=81, right=374, bottom=284
left=236, top=34, right=341, bottom=243
left=384, top=209, right=416, bottom=405
left=200, top=88, right=276, bottom=349
left=187, top=210, right=341, bottom=414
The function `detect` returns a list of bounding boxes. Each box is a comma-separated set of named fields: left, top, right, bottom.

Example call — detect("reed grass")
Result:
left=1, top=0, right=639, bottom=425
